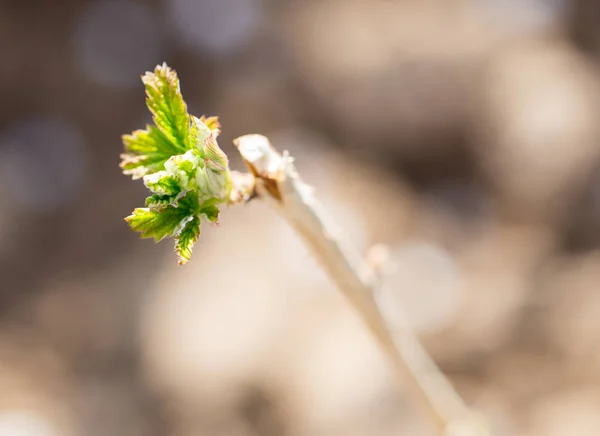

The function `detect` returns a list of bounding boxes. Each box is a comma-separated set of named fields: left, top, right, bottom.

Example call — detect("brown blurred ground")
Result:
left=1, top=0, right=600, bottom=435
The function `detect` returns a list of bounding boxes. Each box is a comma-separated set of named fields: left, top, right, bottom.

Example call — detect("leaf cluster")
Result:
left=120, top=63, right=231, bottom=265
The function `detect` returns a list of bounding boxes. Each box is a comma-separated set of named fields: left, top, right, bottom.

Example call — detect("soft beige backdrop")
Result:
left=1, top=1, right=600, bottom=435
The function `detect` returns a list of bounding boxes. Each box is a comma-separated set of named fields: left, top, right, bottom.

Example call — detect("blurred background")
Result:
left=1, top=0, right=600, bottom=435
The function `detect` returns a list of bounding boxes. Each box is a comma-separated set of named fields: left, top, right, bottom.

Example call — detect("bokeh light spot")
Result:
left=167, top=0, right=262, bottom=55
left=0, top=117, right=88, bottom=214
left=0, top=411, right=57, bottom=436
left=73, top=0, right=164, bottom=89
left=381, top=242, right=463, bottom=333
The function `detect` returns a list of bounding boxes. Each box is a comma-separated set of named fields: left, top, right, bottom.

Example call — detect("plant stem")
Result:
left=234, top=135, right=489, bottom=436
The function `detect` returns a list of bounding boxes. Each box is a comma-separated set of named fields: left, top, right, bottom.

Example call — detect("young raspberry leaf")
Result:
left=188, top=116, right=212, bottom=154
left=164, top=150, right=200, bottom=190
left=143, top=171, right=181, bottom=195
left=126, top=192, right=200, bottom=242
left=195, top=165, right=232, bottom=201
left=120, top=125, right=183, bottom=179
left=145, top=193, right=181, bottom=209
left=142, top=63, right=190, bottom=150
left=199, top=204, right=220, bottom=223
left=200, top=115, right=221, bottom=136
left=125, top=207, right=192, bottom=242
left=204, top=134, right=228, bottom=172
left=175, top=216, right=201, bottom=265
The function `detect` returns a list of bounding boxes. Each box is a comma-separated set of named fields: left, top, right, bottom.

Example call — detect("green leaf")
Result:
left=145, top=193, right=180, bottom=209
left=143, top=171, right=181, bottom=195
left=142, top=63, right=190, bottom=150
left=164, top=150, right=200, bottom=190
left=188, top=116, right=212, bottom=154
left=125, top=208, right=189, bottom=242
left=125, top=192, right=200, bottom=242
left=121, top=125, right=183, bottom=179
left=175, top=216, right=201, bottom=265
left=200, top=115, right=221, bottom=135
left=123, top=124, right=180, bottom=155
left=199, top=204, right=220, bottom=223
left=203, top=134, right=228, bottom=172
left=176, top=189, right=200, bottom=212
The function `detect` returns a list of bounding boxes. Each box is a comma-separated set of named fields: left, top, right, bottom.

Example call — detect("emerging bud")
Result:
left=195, top=166, right=231, bottom=201
left=199, top=115, right=221, bottom=136
left=143, top=171, right=180, bottom=195
left=189, top=116, right=212, bottom=151
left=203, top=134, right=228, bottom=172
left=164, top=150, right=199, bottom=190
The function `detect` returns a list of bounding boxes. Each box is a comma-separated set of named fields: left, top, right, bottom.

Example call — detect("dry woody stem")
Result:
left=234, top=134, right=490, bottom=436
